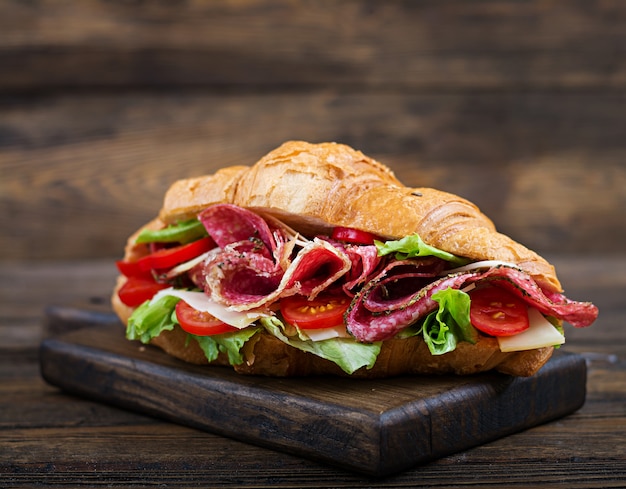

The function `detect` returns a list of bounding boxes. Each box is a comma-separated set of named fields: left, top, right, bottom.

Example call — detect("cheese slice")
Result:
left=303, top=325, right=351, bottom=342
left=151, top=288, right=268, bottom=329
left=498, top=308, right=565, bottom=352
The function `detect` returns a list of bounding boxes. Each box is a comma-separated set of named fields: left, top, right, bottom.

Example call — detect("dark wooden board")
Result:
left=39, top=307, right=587, bottom=477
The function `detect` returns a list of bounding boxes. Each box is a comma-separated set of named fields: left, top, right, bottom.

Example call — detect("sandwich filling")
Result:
left=118, top=203, right=598, bottom=374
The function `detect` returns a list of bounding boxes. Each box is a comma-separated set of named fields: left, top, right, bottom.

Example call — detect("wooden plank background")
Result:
left=1, top=0, right=625, bottom=261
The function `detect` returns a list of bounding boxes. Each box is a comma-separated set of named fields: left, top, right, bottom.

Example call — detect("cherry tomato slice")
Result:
left=137, top=236, right=215, bottom=272
left=469, top=286, right=530, bottom=337
left=117, top=277, right=170, bottom=307
left=175, top=300, right=238, bottom=336
left=331, top=226, right=378, bottom=245
left=280, top=294, right=350, bottom=330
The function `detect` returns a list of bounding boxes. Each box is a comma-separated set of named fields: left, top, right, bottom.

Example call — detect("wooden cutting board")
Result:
left=40, top=305, right=587, bottom=477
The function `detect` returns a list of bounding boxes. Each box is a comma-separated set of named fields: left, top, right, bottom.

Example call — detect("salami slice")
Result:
left=201, top=239, right=283, bottom=305
left=201, top=235, right=351, bottom=311
left=346, top=264, right=599, bottom=343
left=346, top=273, right=475, bottom=342
left=281, top=238, right=352, bottom=299
left=342, top=244, right=382, bottom=293
left=360, top=257, right=448, bottom=312
left=198, top=204, right=277, bottom=251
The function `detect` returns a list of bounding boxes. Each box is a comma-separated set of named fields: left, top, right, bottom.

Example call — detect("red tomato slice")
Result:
left=469, top=286, right=530, bottom=337
left=116, top=259, right=152, bottom=278
left=175, top=300, right=238, bottom=336
left=137, top=236, right=215, bottom=272
left=280, top=294, right=350, bottom=330
left=331, top=226, right=378, bottom=245
left=117, top=277, right=170, bottom=307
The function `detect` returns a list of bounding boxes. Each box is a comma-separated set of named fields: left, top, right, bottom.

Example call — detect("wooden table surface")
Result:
left=1, top=256, right=624, bottom=488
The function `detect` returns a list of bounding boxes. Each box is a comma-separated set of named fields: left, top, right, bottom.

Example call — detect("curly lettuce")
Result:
left=375, top=233, right=469, bottom=266
left=126, top=295, right=179, bottom=344
left=422, top=288, right=478, bottom=355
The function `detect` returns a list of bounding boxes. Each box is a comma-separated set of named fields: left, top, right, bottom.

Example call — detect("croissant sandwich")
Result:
left=112, top=141, right=598, bottom=378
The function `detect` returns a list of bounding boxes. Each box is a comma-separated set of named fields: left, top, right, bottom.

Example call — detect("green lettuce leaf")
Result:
left=260, top=317, right=381, bottom=375
left=194, top=327, right=262, bottom=365
left=126, top=293, right=261, bottom=365
left=135, top=218, right=208, bottom=244
left=422, top=311, right=457, bottom=355
left=422, top=288, right=478, bottom=355
left=375, top=233, right=469, bottom=265
left=126, top=295, right=180, bottom=344
left=192, top=334, right=220, bottom=362
left=432, top=288, right=478, bottom=344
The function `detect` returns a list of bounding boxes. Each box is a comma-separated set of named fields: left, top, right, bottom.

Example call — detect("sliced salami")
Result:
left=346, top=273, right=475, bottom=342
left=195, top=204, right=598, bottom=341
left=201, top=235, right=351, bottom=311
left=346, top=264, right=599, bottom=343
left=201, top=239, right=283, bottom=305
left=280, top=238, right=352, bottom=299
left=198, top=203, right=277, bottom=251
left=360, top=257, right=448, bottom=312
left=341, top=244, right=382, bottom=293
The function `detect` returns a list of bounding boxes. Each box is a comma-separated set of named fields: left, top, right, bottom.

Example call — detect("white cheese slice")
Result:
left=302, top=325, right=351, bottom=342
left=151, top=288, right=268, bottom=329
left=498, top=308, right=565, bottom=352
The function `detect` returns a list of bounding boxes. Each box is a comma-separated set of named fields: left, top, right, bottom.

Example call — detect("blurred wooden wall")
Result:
left=2, top=0, right=625, bottom=261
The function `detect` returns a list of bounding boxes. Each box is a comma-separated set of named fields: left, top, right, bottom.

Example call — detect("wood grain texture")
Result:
left=1, top=0, right=625, bottom=90
left=1, top=257, right=624, bottom=487
left=2, top=1, right=625, bottom=261
left=2, top=92, right=625, bottom=259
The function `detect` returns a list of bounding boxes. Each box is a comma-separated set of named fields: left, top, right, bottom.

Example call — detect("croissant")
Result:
left=112, top=141, right=597, bottom=377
